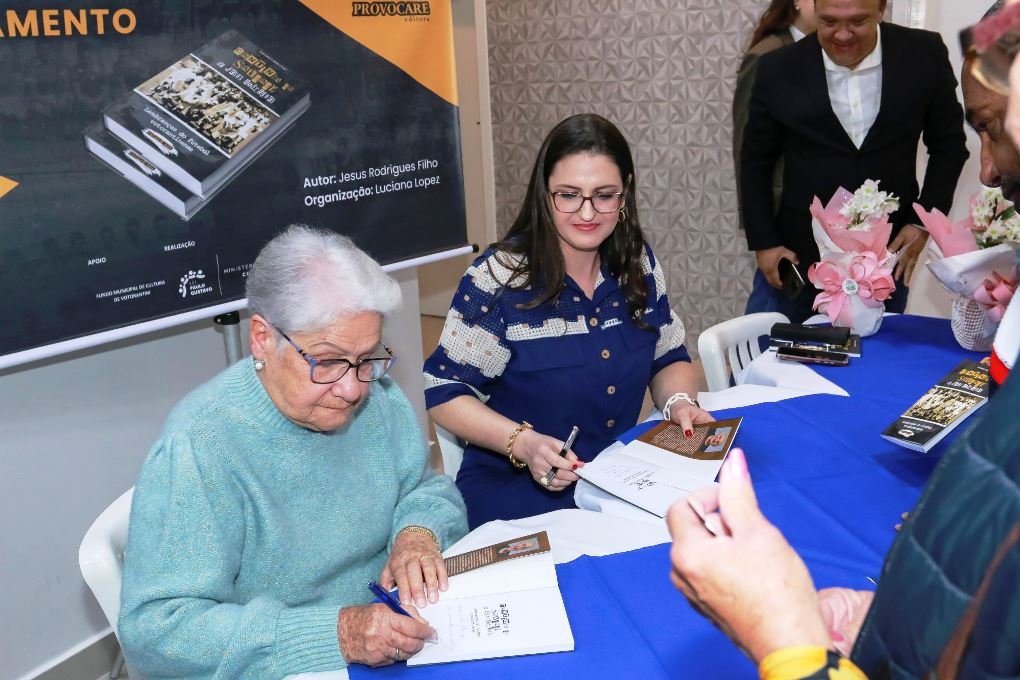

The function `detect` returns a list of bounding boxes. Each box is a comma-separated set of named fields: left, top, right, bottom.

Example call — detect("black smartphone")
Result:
left=778, top=258, right=805, bottom=300
left=776, top=345, right=849, bottom=366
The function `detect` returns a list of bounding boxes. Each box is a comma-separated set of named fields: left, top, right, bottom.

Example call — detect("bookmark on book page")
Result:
left=574, top=420, right=740, bottom=518
left=624, top=418, right=743, bottom=480
left=444, top=531, right=551, bottom=577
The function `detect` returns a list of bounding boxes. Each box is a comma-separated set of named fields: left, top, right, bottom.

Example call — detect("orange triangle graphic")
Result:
left=298, top=0, right=457, bottom=106
left=0, top=176, right=17, bottom=200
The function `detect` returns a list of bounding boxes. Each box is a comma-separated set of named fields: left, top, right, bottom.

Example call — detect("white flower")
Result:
left=970, top=186, right=1020, bottom=247
left=839, top=180, right=900, bottom=230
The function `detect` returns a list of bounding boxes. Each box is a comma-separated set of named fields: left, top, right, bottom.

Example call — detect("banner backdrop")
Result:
left=0, top=1, right=467, bottom=362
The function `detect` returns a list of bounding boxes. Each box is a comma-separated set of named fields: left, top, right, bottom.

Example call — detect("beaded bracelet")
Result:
left=662, top=392, right=700, bottom=421
left=396, top=525, right=439, bottom=547
left=506, top=421, right=533, bottom=469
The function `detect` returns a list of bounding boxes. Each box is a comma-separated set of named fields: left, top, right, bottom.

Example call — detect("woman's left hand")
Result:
left=666, top=449, right=831, bottom=663
left=380, top=530, right=447, bottom=609
left=667, top=401, right=715, bottom=436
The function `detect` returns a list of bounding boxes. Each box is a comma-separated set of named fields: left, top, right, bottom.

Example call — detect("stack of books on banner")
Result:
left=83, top=30, right=309, bottom=220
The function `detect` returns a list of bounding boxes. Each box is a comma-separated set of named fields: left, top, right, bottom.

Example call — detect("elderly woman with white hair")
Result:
left=119, top=225, right=468, bottom=677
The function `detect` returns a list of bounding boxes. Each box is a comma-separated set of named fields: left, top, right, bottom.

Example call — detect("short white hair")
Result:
left=246, top=224, right=401, bottom=333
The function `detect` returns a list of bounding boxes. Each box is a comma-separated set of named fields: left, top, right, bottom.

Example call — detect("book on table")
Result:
left=101, top=29, right=309, bottom=198
left=408, top=531, right=574, bottom=666
left=881, top=358, right=991, bottom=452
left=576, top=418, right=742, bottom=517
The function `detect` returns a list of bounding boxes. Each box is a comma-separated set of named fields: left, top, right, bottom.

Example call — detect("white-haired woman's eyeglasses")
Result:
left=271, top=323, right=395, bottom=384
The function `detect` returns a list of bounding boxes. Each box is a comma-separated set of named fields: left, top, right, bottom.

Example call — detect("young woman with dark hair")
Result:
left=424, top=113, right=712, bottom=528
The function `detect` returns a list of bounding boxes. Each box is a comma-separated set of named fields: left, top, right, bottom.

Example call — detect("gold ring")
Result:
left=419, top=553, right=433, bottom=563
left=539, top=475, right=550, bottom=487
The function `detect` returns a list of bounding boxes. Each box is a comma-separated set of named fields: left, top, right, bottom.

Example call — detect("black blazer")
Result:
left=739, top=22, right=969, bottom=264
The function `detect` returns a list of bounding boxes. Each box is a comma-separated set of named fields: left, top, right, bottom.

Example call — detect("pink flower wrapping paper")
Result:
left=916, top=197, right=1019, bottom=348
left=807, top=184, right=898, bottom=336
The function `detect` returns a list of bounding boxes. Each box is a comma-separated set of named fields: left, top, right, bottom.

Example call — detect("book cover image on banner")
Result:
left=0, top=2, right=468, bottom=361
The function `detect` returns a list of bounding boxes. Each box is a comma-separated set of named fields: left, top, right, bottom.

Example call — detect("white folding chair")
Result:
left=434, top=423, right=466, bottom=479
left=79, top=487, right=134, bottom=679
left=698, top=312, right=789, bottom=392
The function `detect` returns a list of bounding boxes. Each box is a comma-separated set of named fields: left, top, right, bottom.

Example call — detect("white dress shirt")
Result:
left=789, top=25, right=807, bottom=42
left=822, top=29, right=883, bottom=148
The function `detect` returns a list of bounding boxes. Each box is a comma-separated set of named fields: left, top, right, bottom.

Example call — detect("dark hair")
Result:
left=492, top=113, right=649, bottom=324
left=749, top=0, right=800, bottom=48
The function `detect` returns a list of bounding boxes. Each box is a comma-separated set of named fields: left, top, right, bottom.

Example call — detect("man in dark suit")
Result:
left=740, top=0, right=969, bottom=322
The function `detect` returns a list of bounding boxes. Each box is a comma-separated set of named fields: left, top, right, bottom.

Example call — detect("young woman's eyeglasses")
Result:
left=960, top=2, right=1020, bottom=97
left=549, top=190, right=625, bottom=214
left=272, top=324, right=395, bottom=384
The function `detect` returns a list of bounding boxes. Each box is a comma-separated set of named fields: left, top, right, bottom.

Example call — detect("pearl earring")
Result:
left=253, top=357, right=265, bottom=371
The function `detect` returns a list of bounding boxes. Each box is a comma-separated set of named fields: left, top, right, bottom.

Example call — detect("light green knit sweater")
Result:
left=119, top=359, right=468, bottom=678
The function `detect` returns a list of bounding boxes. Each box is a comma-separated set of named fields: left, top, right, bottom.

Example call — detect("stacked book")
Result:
left=84, top=30, right=310, bottom=220
left=769, top=322, right=859, bottom=366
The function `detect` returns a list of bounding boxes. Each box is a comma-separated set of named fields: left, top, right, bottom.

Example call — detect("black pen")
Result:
left=540, top=426, right=579, bottom=486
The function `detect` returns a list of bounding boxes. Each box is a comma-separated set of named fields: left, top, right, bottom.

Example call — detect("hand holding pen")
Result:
left=367, top=581, right=439, bottom=643
left=538, top=426, right=580, bottom=488
left=336, top=585, right=438, bottom=666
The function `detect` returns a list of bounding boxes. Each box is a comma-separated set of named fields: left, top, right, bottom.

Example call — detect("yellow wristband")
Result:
left=506, top=421, right=533, bottom=469
left=759, top=647, right=866, bottom=680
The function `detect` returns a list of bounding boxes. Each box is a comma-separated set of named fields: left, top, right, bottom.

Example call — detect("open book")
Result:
left=409, top=532, right=574, bottom=666
left=576, top=419, right=742, bottom=517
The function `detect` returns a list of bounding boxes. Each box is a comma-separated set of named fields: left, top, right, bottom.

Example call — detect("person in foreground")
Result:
left=962, top=1, right=1020, bottom=205
left=119, top=225, right=468, bottom=677
left=667, top=355, right=1020, bottom=678
left=424, top=113, right=711, bottom=529
left=991, top=0, right=1020, bottom=150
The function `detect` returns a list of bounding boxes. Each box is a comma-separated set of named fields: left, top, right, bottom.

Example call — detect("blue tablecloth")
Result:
left=352, top=315, right=987, bottom=679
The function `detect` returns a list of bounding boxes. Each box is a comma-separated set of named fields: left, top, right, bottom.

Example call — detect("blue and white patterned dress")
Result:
left=424, top=243, right=690, bottom=528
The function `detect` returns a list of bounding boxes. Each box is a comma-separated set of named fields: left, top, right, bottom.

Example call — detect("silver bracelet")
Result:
left=662, top=392, right=699, bottom=421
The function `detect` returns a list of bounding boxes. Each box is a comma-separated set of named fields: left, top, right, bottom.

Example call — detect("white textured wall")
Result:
left=1, top=271, right=426, bottom=679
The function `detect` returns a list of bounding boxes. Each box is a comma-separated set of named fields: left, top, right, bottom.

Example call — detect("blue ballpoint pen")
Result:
left=367, top=581, right=440, bottom=643
left=367, top=580, right=412, bottom=617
